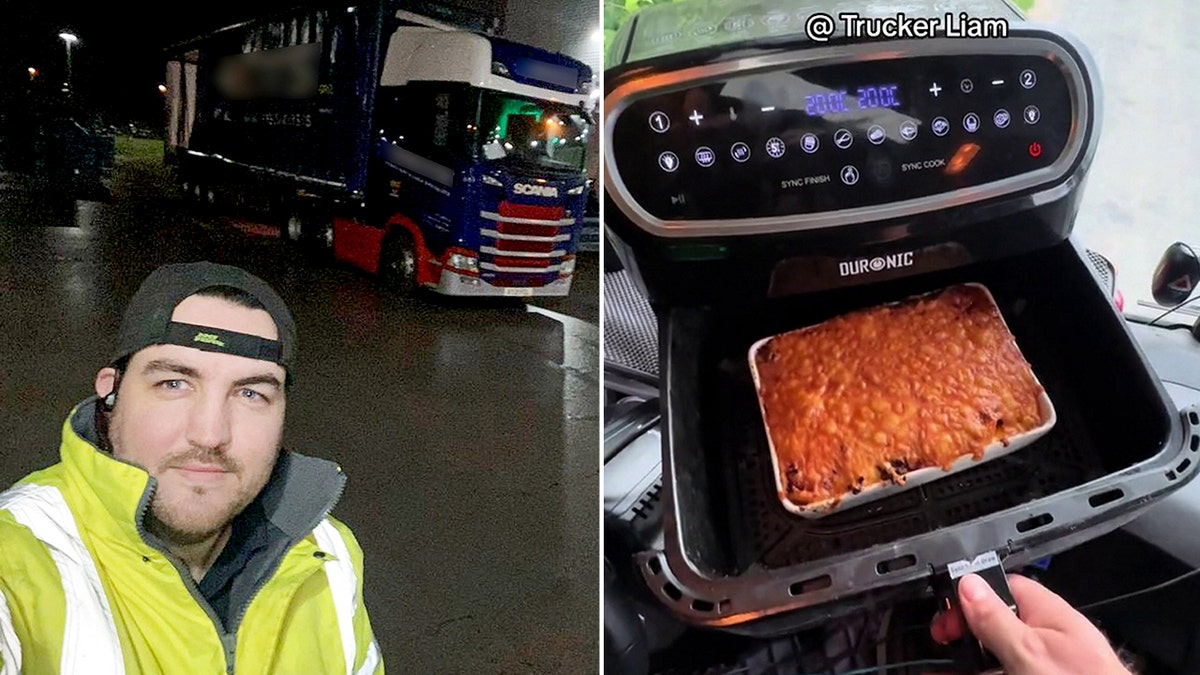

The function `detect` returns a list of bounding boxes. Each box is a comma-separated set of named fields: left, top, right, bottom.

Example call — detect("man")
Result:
left=0, top=262, right=383, bottom=674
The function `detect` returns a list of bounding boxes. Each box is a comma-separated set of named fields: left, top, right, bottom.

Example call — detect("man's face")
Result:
left=94, top=294, right=287, bottom=545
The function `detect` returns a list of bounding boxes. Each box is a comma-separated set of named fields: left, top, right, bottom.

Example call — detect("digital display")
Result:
left=611, top=53, right=1076, bottom=222
left=805, top=85, right=901, bottom=116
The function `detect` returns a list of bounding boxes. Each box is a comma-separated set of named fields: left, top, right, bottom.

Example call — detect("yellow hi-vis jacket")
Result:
left=0, top=401, right=384, bottom=674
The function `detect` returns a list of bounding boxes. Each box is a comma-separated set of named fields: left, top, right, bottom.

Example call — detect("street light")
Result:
left=59, top=31, right=79, bottom=94
left=158, top=84, right=168, bottom=94
left=28, top=67, right=38, bottom=80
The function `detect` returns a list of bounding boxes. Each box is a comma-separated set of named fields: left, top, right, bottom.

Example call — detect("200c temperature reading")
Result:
left=805, top=85, right=901, bottom=115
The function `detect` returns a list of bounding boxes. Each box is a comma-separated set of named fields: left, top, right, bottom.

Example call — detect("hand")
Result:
left=930, top=573, right=1131, bottom=675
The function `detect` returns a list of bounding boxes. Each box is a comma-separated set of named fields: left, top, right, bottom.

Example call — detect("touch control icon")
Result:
left=695, top=147, right=716, bottom=167
left=994, top=109, right=1011, bottom=128
left=899, top=121, right=918, bottom=141
left=801, top=133, right=820, bottom=153
left=834, top=129, right=853, bottom=149
left=765, top=137, right=786, bottom=158
left=658, top=151, right=680, bottom=172
left=960, top=78, right=974, bottom=93
left=648, top=111, right=670, bottom=133
left=1024, top=105, right=1040, bottom=124
left=731, top=142, right=751, bottom=162
left=1020, top=69, right=1037, bottom=89
left=841, top=165, right=860, bottom=185
left=963, top=112, right=981, bottom=133
left=931, top=116, right=950, bottom=137
left=868, top=125, right=886, bottom=145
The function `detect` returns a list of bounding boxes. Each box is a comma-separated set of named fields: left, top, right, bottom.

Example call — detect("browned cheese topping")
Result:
left=753, top=285, right=1047, bottom=508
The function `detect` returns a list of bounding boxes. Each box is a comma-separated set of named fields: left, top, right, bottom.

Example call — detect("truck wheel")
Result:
left=380, top=232, right=418, bottom=295
left=317, top=221, right=334, bottom=252
left=284, top=211, right=304, bottom=243
left=283, top=205, right=332, bottom=258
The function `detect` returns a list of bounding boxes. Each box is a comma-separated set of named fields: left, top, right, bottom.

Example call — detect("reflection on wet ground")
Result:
left=0, top=153, right=599, bottom=672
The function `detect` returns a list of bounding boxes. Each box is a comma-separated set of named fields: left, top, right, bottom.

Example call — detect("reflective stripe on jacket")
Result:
left=0, top=403, right=383, bottom=675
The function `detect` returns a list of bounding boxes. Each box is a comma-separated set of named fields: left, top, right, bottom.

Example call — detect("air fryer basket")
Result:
left=639, top=239, right=1200, bottom=631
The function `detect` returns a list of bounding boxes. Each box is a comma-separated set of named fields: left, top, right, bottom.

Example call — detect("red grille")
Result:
left=494, top=239, right=556, bottom=253
left=484, top=201, right=570, bottom=261
left=495, top=222, right=561, bottom=237
left=497, top=201, right=565, bottom=222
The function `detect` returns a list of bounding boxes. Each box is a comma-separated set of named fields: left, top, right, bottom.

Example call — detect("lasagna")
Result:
left=751, top=284, right=1048, bottom=510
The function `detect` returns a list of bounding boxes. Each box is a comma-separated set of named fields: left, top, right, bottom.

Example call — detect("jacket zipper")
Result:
left=136, top=468, right=348, bottom=674
left=135, top=478, right=239, bottom=674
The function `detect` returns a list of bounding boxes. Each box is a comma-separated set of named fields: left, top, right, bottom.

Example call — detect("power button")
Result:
left=1028, top=142, right=1042, bottom=158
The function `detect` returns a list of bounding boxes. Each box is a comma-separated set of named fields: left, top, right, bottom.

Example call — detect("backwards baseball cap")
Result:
left=112, top=262, right=296, bottom=376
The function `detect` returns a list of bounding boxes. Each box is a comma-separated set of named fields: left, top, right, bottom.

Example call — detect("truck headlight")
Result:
left=448, top=252, right=479, bottom=272
left=482, top=174, right=503, bottom=187
left=566, top=184, right=586, bottom=195
left=559, top=257, right=576, bottom=274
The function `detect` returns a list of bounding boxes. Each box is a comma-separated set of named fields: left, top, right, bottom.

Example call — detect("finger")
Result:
left=930, top=607, right=966, bottom=644
left=958, top=573, right=1035, bottom=667
left=1005, top=574, right=1092, bottom=631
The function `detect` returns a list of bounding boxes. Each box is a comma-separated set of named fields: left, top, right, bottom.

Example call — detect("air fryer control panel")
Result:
left=605, top=36, right=1094, bottom=238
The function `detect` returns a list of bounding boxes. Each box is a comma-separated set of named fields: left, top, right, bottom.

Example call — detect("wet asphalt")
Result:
left=0, top=149, right=599, bottom=673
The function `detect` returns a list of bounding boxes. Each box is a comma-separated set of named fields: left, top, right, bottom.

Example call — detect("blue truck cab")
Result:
left=165, top=1, right=594, bottom=297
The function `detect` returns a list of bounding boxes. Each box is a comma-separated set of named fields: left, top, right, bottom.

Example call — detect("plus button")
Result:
left=929, top=82, right=942, bottom=97
left=689, top=110, right=704, bottom=125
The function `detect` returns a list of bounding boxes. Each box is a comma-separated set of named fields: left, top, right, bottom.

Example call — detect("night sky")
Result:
left=1, top=0, right=332, bottom=127
left=1, top=0, right=513, bottom=130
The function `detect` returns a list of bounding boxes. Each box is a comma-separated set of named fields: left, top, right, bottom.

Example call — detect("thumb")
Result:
left=958, top=573, right=1032, bottom=667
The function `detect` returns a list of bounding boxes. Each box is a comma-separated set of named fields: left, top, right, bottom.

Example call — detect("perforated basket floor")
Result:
left=604, top=269, right=660, bottom=377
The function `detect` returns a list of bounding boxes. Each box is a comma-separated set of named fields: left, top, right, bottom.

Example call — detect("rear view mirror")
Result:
left=1151, top=242, right=1200, bottom=307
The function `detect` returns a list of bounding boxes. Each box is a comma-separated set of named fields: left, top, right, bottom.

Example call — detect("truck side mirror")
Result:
left=1151, top=242, right=1200, bottom=307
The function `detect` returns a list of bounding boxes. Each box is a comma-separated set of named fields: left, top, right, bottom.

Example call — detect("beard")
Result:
left=107, top=410, right=279, bottom=547
left=147, top=492, right=249, bottom=545
left=145, top=447, right=258, bottom=545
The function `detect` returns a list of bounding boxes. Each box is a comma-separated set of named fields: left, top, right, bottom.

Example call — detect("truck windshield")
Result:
left=477, top=91, right=590, bottom=174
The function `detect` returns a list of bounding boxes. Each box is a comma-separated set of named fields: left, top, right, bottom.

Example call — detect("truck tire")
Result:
left=316, top=220, right=334, bottom=253
left=380, top=231, right=418, bottom=295
left=284, top=211, right=305, bottom=243
left=282, top=204, right=333, bottom=258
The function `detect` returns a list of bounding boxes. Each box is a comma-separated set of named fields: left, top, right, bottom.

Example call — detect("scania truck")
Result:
left=165, top=1, right=593, bottom=296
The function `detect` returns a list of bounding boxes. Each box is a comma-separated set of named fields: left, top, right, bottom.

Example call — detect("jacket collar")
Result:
left=59, top=397, right=347, bottom=546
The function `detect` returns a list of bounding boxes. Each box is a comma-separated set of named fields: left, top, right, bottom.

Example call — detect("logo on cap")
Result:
left=193, top=332, right=227, bottom=348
